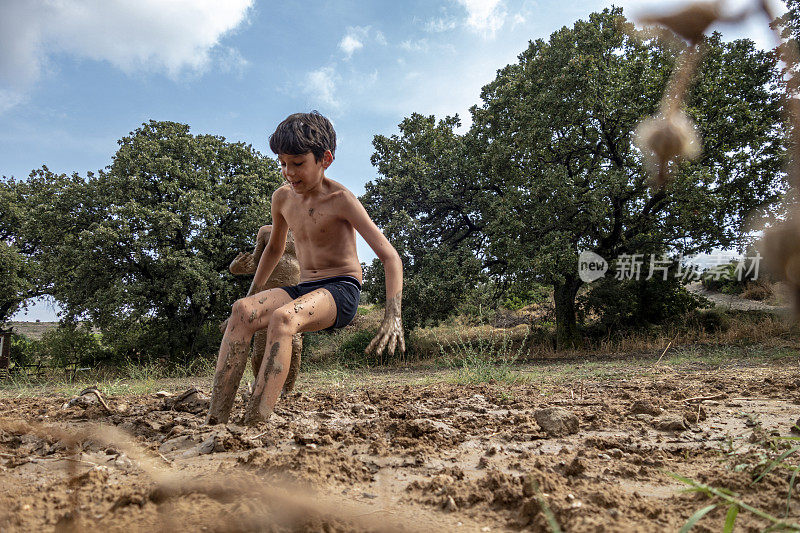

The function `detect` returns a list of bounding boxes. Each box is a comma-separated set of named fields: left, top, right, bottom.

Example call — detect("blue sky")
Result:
left=2, top=0, right=786, bottom=321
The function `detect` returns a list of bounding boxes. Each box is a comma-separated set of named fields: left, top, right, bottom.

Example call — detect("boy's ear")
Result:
left=322, top=150, right=334, bottom=168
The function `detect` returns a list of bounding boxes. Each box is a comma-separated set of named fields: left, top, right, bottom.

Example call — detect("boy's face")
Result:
left=278, top=150, right=332, bottom=193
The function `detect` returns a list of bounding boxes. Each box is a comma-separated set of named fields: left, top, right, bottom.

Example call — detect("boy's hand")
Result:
left=366, top=292, right=405, bottom=356
left=229, top=251, right=257, bottom=275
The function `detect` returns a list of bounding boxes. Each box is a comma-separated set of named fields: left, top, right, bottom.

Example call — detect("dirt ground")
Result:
left=2, top=356, right=800, bottom=532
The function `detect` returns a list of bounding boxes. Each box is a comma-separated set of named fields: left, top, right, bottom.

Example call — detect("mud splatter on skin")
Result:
left=207, top=340, right=249, bottom=424
left=242, top=342, right=282, bottom=425
left=308, top=208, right=314, bottom=217
left=264, top=342, right=280, bottom=377
left=366, top=290, right=405, bottom=356
left=216, top=224, right=304, bottom=414
left=248, top=309, right=257, bottom=323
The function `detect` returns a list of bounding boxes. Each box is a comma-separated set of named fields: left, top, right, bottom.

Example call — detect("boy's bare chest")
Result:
left=281, top=198, right=346, bottom=242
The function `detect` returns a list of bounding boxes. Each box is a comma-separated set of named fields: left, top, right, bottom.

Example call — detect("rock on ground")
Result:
left=534, top=407, right=579, bottom=437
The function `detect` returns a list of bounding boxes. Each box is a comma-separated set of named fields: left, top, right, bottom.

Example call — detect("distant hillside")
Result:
left=8, top=321, right=59, bottom=340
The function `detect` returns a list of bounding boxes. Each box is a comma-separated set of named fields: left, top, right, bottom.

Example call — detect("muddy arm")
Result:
left=229, top=225, right=271, bottom=276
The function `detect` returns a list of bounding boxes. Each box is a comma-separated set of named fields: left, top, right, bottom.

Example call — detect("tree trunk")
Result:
left=553, top=277, right=583, bottom=350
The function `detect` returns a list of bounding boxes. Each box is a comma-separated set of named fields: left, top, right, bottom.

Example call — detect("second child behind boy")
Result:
left=207, top=111, right=404, bottom=425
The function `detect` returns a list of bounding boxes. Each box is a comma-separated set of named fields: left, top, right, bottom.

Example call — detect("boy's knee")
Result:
left=269, top=306, right=297, bottom=335
left=231, top=298, right=256, bottom=325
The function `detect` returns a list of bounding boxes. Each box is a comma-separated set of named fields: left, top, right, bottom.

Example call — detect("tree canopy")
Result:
left=2, top=121, right=282, bottom=359
left=363, top=8, right=786, bottom=346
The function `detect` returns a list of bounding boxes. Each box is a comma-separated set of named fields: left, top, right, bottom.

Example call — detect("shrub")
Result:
left=500, top=282, right=551, bottom=311
left=740, top=281, right=773, bottom=301
left=334, top=328, right=378, bottom=367
left=701, top=257, right=767, bottom=295
left=362, top=248, right=486, bottom=329
left=581, top=269, right=704, bottom=333
left=9, top=332, right=40, bottom=367
left=38, top=321, right=106, bottom=367
left=684, top=308, right=730, bottom=333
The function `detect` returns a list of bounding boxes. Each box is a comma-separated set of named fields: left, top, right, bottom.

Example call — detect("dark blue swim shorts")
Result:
left=280, top=275, right=362, bottom=330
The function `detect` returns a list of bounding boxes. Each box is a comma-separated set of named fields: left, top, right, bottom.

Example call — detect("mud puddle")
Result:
left=2, top=362, right=800, bottom=531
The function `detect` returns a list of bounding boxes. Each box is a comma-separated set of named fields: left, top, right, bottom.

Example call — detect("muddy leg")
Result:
left=207, top=289, right=292, bottom=425
left=207, top=339, right=249, bottom=425
left=283, top=333, right=303, bottom=393
left=252, top=330, right=267, bottom=381
left=244, top=290, right=336, bottom=425
left=243, top=337, right=291, bottom=425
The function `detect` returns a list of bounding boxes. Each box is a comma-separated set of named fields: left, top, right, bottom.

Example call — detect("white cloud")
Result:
left=400, top=39, right=430, bottom=52
left=456, top=0, right=507, bottom=37
left=0, top=0, right=252, bottom=110
left=0, top=89, right=28, bottom=115
left=340, top=35, right=364, bottom=58
left=304, top=66, right=340, bottom=108
left=425, top=17, right=459, bottom=33
left=339, top=26, right=372, bottom=59
left=375, top=31, right=388, bottom=46
left=216, top=47, right=250, bottom=76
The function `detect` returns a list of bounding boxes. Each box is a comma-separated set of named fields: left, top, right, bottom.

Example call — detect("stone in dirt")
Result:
left=443, top=496, right=458, bottom=512
left=683, top=407, right=708, bottom=424
left=630, top=399, right=663, bottom=416
left=159, top=435, right=199, bottom=454
left=171, top=388, right=210, bottom=414
left=652, top=415, right=687, bottom=431
left=534, top=407, right=579, bottom=437
left=565, top=456, right=586, bottom=476
left=197, top=435, right=220, bottom=455
left=399, top=418, right=461, bottom=440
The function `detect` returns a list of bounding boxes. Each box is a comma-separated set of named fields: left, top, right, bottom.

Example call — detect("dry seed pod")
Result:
left=634, top=110, right=701, bottom=187
left=638, top=1, right=721, bottom=45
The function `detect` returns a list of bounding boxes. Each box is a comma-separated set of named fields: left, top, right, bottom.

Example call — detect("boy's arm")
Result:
left=340, top=191, right=404, bottom=356
left=247, top=190, right=290, bottom=296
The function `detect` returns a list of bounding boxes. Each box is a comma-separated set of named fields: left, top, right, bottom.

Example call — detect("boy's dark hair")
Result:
left=269, top=111, right=336, bottom=162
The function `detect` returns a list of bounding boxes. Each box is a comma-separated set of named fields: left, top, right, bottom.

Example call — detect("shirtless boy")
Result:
left=207, top=111, right=404, bottom=426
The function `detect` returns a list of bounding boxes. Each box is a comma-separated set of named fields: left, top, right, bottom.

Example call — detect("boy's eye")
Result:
left=295, top=162, right=303, bottom=166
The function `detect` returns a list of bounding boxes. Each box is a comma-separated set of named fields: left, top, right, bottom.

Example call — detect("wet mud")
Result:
left=2, top=361, right=800, bottom=531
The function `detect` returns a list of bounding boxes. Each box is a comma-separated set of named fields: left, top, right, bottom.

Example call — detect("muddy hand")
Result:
left=229, top=251, right=256, bottom=275
left=218, top=317, right=229, bottom=334
left=366, top=291, right=405, bottom=356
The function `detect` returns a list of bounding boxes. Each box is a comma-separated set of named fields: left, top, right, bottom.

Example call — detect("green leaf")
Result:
left=752, top=445, right=800, bottom=485
left=679, top=504, right=717, bottom=533
left=722, top=504, right=739, bottom=533
left=787, top=467, right=799, bottom=518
